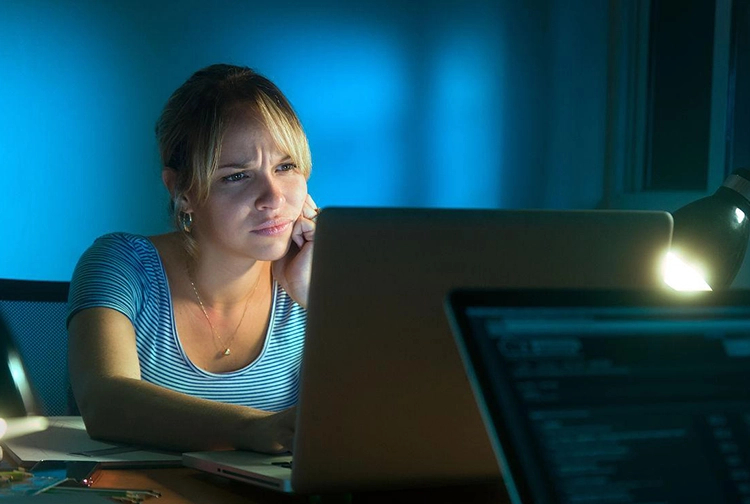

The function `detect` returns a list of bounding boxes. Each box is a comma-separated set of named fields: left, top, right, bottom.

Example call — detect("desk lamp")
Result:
left=664, top=168, right=750, bottom=291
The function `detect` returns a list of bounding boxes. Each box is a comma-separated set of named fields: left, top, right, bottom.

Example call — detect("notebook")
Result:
left=182, top=207, right=674, bottom=494
left=2, top=416, right=182, bottom=468
left=445, top=288, right=750, bottom=504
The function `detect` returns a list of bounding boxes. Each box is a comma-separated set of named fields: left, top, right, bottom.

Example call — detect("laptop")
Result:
left=183, top=207, right=674, bottom=494
left=445, top=288, right=750, bottom=504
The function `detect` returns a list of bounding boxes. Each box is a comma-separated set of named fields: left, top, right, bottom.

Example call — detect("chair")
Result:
left=0, top=279, right=73, bottom=416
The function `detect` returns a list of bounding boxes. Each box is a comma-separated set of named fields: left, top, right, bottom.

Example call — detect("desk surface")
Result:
left=93, top=467, right=511, bottom=504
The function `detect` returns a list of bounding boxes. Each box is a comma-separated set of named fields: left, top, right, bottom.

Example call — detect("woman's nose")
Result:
left=255, top=176, right=285, bottom=210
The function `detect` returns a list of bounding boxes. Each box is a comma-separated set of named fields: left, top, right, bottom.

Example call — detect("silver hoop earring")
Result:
left=179, top=212, right=193, bottom=233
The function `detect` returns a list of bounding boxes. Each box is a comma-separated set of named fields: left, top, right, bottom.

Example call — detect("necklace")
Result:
left=188, top=267, right=262, bottom=357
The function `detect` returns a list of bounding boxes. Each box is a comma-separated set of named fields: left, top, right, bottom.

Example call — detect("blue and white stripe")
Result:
left=67, top=233, right=306, bottom=412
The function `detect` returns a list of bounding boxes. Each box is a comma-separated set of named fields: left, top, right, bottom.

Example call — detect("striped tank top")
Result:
left=67, top=233, right=306, bottom=411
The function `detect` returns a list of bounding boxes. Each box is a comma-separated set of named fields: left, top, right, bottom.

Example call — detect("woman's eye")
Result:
left=277, top=163, right=297, bottom=172
left=222, top=172, right=248, bottom=183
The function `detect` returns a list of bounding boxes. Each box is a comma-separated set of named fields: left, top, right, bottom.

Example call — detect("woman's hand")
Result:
left=272, top=194, right=318, bottom=308
left=241, top=406, right=297, bottom=454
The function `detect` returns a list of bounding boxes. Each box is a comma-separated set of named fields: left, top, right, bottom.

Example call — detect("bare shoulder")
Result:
left=147, top=232, right=192, bottom=303
left=148, top=232, right=180, bottom=254
left=148, top=232, right=184, bottom=270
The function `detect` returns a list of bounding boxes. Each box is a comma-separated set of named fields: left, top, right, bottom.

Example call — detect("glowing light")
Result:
left=662, top=252, right=713, bottom=291
left=735, top=208, right=746, bottom=224
left=1, top=416, right=48, bottom=440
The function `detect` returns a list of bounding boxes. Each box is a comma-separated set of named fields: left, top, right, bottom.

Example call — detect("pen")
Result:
left=44, top=486, right=162, bottom=498
left=0, top=470, right=31, bottom=482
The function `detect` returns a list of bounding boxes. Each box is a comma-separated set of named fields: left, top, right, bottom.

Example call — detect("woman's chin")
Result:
left=253, top=241, right=294, bottom=262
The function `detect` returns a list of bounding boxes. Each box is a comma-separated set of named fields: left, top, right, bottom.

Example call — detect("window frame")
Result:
left=602, top=0, right=733, bottom=211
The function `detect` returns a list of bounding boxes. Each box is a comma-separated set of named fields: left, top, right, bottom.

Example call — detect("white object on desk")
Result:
left=1, top=416, right=181, bottom=468
left=0, top=416, right=49, bottom=440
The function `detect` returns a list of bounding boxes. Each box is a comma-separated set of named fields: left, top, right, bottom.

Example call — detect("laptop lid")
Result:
left=446, top=288, right=750, bottom=503
left=289, top=207, right=673, bottom=493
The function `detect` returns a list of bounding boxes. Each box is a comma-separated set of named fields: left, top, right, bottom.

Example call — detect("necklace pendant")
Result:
left=223, top=348, right=231, bottom=356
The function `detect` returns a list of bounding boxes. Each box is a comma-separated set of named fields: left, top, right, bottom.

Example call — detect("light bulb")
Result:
left=667, top=168, right=750, bottom=289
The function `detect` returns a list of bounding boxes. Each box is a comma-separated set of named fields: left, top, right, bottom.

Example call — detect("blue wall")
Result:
left=0, top=0, right=609, bottom=281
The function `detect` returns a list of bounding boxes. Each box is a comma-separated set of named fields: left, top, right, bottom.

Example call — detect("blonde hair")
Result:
left=155, top=64, right=312, bottom=255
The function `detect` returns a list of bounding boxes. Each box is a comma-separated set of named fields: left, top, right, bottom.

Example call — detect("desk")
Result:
left=93, top=467, right=511, bottom=504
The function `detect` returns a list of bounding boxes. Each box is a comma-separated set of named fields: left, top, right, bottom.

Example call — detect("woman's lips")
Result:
left=252, top=220, right=292, bottom=236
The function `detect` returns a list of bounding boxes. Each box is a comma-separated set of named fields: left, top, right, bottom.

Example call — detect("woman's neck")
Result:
left=151, top=232, right=271, bottom=309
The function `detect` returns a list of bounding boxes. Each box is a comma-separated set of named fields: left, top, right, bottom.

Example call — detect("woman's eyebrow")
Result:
left=219, top=154, right=292, bottom=170
left=218, top=160, right=253, bottom=170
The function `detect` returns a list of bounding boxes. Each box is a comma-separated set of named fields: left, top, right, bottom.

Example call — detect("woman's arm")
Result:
left=68, top=307, right=294, bottom=453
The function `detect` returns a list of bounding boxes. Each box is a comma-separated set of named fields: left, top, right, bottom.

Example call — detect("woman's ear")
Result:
left=162, top=167, right=178, bottom=197
left=162, top=167, right=194, bottom=213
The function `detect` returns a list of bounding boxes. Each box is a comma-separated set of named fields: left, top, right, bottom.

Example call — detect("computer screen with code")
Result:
left=456, top=294, right=750, bottom=504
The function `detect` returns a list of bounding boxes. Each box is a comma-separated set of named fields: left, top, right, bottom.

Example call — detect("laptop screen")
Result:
left=447, top=289, right=750, bottom=504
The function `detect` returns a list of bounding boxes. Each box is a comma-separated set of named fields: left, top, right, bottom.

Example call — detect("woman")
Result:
left=67, top=64, right=317, bottom=454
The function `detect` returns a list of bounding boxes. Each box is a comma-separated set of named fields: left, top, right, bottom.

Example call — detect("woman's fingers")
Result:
left=292, top=194, right=318, bottom=248
left=302, top=194, right=319, bottom=221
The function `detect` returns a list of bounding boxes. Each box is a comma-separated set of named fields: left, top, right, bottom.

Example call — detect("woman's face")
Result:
left=190, top=109, right=308, bottom=262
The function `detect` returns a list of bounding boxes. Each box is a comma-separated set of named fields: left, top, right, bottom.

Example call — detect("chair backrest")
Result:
left=0, top=279, right=72, bottom=416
